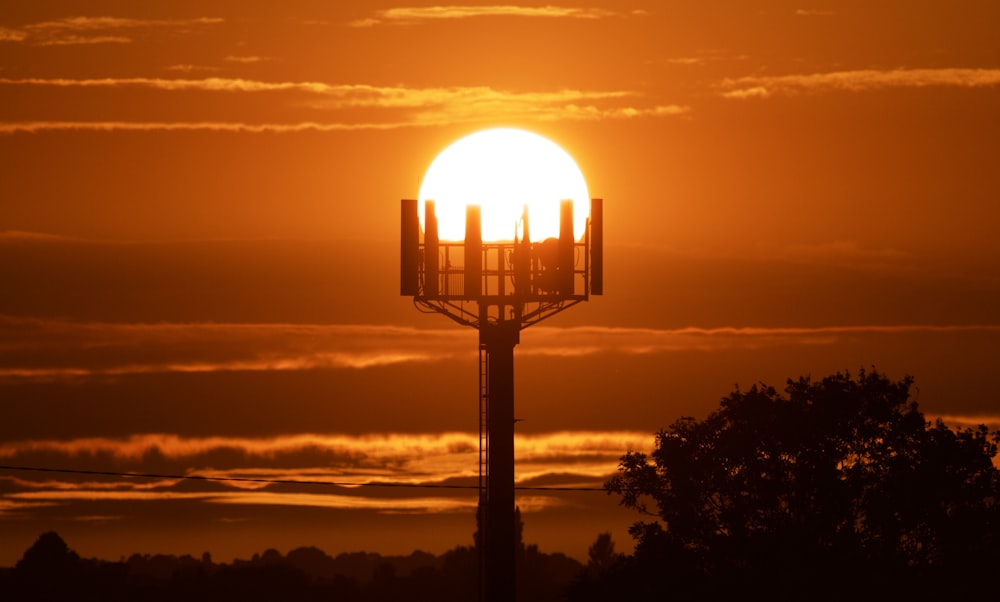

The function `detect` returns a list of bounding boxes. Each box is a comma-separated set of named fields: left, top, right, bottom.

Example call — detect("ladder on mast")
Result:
left=478, top=341, right=490, bottom=601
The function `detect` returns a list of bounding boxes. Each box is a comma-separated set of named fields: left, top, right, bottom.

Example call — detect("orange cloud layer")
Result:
left=0, top=430, right=648, bottom=516
left=722, top=68, right=1000, bottom=98
left=350, top=6, right=617, bottom=27
left=0, top=431, right=647, bottom=472
left=5, top=488, right=477, bottom=513
left=0, top=78, right=687, bottom=129
left=929, top=414, right=1000, bottom=432
left=0, top=121, right=405, bottom=134
left=2, top=316, right=998, bottom=380
left=0, top=16, right=222, bottom=46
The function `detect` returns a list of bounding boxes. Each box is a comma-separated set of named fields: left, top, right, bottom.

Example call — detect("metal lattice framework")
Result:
left=411, top=238, right=591, bottom=327
left=403, top=199, right=601, bottom=326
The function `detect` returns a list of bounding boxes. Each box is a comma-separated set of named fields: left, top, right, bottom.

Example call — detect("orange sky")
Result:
left=1, top=1, right=999, bottom=566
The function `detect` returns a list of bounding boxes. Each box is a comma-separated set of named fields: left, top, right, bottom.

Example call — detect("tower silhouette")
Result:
left=401, top=197, right=603, bottom=602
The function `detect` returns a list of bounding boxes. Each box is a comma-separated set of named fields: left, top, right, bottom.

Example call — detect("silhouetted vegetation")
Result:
left=6, top=370, right=999, bottom=601
left=0, top=527, right=581, bottom=601
left=571, top=369, right=1000, bottom=601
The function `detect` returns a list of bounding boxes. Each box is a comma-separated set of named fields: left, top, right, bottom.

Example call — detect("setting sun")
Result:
left=418, top=128, right=590, bottom=242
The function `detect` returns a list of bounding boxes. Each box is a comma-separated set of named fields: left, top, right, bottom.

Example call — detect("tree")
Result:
left=584, top=532, right=620, bottom=576
left=603, top=369, right=1000, bottom=601
left=15, top=531, right=80, bottom=575
left=8, top=532, right=128, bottom=602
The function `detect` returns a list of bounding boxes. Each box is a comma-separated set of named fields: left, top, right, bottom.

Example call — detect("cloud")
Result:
left=0, top=121, right=402, bottom=134
left=795, top=9, right=836, bottom=17
left=751, top=239, right=910, bottom=269
left=2, top=487, right=476, bottom=514
left=929, top=414, right=1000, bottom=433
left=723, top=85, right=771, bottom=100
left=0, top=78, right=689, bottom=130
left=0, top=76, right=630, bottom=105
left=522, top=324, right=1000, bottom=357
left=663, top=52, right=749, bottom=67
left=0, top=316, right=469, bottom=380
left=0, top=430, right=648, bottom=516
left=0, top=76, right=362, bottom=94
left=0, top=230, right=86, bottom=243
left=0, top=114, right=690, bottom=135
left=721, top=68, right=1000, bottom=98
left=2, top=315, right=998, bottom=382
left=0, top=431, right=646, bottom=473
left=223, top=55, right=271, bottom=64
left=0, top=28, right=29, bottom=43
left=349, top=5, right=616, bottom=27
left=0, top=16, right=222, bottom=46
left=165, top=64, right=221, bottom=74
left=214, top=491, right=475, bottom=513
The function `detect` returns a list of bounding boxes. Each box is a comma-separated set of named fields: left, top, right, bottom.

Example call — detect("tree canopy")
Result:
left=595, top=369, right=1000, bottom=601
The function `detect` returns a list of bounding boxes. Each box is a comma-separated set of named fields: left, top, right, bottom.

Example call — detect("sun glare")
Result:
left=418, top=128, right=590, bottom=242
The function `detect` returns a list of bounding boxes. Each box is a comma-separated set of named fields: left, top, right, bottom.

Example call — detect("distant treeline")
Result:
left=0, top=530, right=582, bottom=601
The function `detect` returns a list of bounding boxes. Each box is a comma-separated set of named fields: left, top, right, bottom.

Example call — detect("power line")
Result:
left=0, top=464, right=606, bottom=492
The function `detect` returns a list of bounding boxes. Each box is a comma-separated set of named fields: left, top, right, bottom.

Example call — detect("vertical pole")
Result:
left=558, top=200, right=574, bottom=295
left=590, top=198, right=603, bottom=296
left=480, top=320, right=519, bottom=602
left=400, top=199, right=420, bottom=296
left=425, top=201, right=439, bottom=297
left=465, top=205, right=482, bottom=298
left=514, top=205, right=531, bottom=298
left=478, top=341, right=489, bottom=602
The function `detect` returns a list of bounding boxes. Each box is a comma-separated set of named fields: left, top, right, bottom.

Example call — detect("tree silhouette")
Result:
left=1, top=510, right=583, bottom=601
left=6, top=531, right=128, bottom=601
left=585, top=533, right=620, bottom=575
left=15, top=531, right=80, bottom=575
left=597, top=369, right=1000, bottom=601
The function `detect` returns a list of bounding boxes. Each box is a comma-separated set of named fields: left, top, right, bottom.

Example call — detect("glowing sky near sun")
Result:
left=1, top=1, right=999, bottom=566
left=417, top=128, right=590, bottom=241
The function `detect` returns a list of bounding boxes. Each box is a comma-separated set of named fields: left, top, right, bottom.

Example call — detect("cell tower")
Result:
left=400, top=197, right=603, bottom=602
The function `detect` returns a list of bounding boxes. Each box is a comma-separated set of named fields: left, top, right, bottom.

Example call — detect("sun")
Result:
left=418, top=128, right=590, bottom=242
